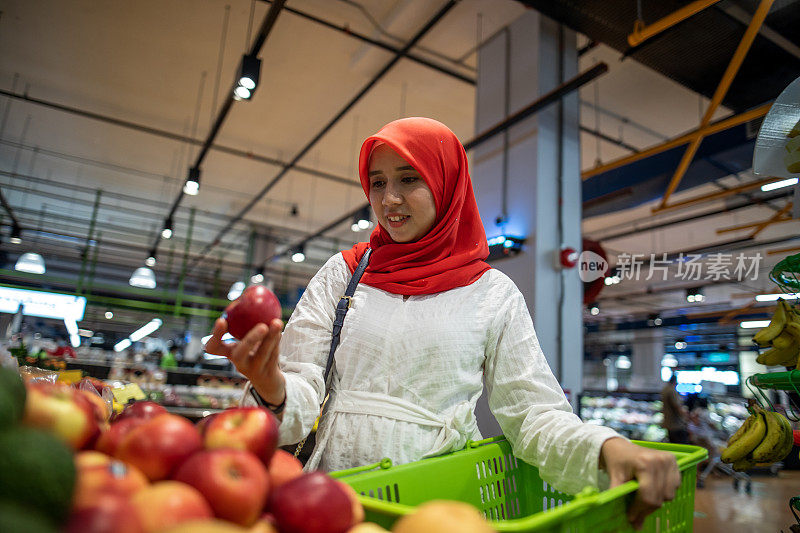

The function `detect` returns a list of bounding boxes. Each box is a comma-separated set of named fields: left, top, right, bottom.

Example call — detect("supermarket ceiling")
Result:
left=0, top=0, right=798, bottom=331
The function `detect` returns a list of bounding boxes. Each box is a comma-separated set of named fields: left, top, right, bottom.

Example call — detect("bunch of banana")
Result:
left=753, top=299, right=800, bottom=368
left=721, top=406, right=794, bottom=471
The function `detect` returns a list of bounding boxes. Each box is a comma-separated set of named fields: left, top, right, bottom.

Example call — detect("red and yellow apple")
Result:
left=266, top=449, right=303, bottom=490
left=172, top=449, right=270, bottom=527
left=224, top=285, right=282, bottom=340
left=95, top=417, right=145, bottom=456
left=269, top=472, right=361, bottom=533
left=73, top=451, right=149, bottom=508
left=65, top=493, right=145, bottom=533
left=203, top=407, right=279, bottom=465
left=76, top=388, right=112, bottom=424
left=115, top=400, right=167, bottom=422
left=115, top=413, right=203, bottom=481
left=131, top=481, right=214, bottom=533
left=23, top=382, right=99, bottom=449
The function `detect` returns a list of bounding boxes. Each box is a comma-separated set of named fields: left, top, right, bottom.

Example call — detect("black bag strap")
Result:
left=323, top=248, right=372, bottom=387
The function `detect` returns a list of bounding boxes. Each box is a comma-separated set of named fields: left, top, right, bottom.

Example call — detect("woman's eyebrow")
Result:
left=368, top=165, right=415, bottom=177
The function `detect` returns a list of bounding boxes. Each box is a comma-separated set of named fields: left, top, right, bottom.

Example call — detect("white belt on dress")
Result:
left=304, top=389, right=479, bottom=470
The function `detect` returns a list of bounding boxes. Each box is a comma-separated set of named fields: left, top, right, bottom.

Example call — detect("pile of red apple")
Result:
left=23, top=381, right=365, bottom=533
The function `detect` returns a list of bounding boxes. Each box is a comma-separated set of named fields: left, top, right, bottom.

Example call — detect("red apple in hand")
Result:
left=73, top=451, right=149, bottom=507
left=131, top=481, right=213, bottom=533
left=115, top=400, right=167, bottom=421
left=203, top=407, right=279, bottom=465
left=23, top=382, right=99, bottom=449
left=269, top=472, right=359, bottom=533
left=116, top=413, right=203, bottom=481
left=172, top=449, right=270, bottom=526
left=224, top=285, right=281, bottom=340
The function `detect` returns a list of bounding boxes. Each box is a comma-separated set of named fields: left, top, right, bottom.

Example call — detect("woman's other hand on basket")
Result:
left=205, top=317, right=286, bottom=405
left=599, top=437, right=681, bottom=530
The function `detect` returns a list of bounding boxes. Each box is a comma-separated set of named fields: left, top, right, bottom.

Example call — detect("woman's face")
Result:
left=367, top=144, right=437, bottom=243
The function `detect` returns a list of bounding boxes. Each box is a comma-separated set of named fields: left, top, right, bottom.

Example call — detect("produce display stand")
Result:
left=332, top=436, right=706, bottom=533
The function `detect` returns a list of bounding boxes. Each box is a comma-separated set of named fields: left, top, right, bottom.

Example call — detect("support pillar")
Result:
left=630, top=329, right=665, bottom=391
left=472, top=11, right=583, bottom=435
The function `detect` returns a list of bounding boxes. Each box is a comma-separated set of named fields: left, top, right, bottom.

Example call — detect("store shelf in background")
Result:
left=164, top=406, right=224, bottom=420
left=752, top=370, right=800, bottom=392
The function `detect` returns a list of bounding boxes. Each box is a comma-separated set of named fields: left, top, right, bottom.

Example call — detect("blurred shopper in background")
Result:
left=661, top=374, right=689, bottom=444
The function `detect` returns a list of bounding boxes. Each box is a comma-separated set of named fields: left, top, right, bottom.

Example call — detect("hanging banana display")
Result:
left=721, top=406, right=795, bottom=471
left=753, top=300, right=800, bottom=368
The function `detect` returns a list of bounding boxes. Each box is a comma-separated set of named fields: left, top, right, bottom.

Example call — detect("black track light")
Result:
left=234, top=54, right=261, bottom=100
left=146, top=249, right=157, bottom=267
left=184, top=167, right=200, bottom=196
left=161, top=217, right=174, bottom=240
left=9, top=223, right=22, bottom=244
left=291, top=244, right=305, bottom=263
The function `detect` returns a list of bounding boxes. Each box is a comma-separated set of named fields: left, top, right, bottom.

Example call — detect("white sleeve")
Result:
left=484, top=284, right=622, bottom=494
left=240, top=254, right=350, bottom=446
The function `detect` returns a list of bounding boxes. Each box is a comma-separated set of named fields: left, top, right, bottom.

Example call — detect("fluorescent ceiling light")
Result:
left=129, top=318, right=163, bottom=342
left=15, top=252, right=46, bottom=274
left=129, top=267, right=156, bottom=289
left=78, top=329, right=93, bottom=337
left=761, top=177, right=798, bottom=192
left=755, top=293, right=798, bottom=302
left=740, top=320, right=771, bottom=329
left=114, top=338, right=132, bottom=352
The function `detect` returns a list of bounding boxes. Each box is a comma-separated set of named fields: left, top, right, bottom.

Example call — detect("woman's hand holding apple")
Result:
left=205, top=317, right=286, bottom=406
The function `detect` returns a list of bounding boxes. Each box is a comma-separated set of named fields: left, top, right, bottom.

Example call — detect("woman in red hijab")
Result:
left=208, top=118, right=679, bottom=528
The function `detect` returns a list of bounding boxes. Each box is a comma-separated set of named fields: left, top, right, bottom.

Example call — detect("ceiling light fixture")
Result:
left=234, top=54, right=261, bottom=101
left=761, top=177, right=798, bottom=192
left=114, top=338, right=132, bottom=352
left=129, top=318, right=163, bottom=342
left=14, top=252, right=46, bottom=274
left=161, top=217, right=173, bottom=239
left=227, top=280, right=245, bottom=300
left=755, top=293, right=798, bottom=302
left=129, top=267, right=157, bottom=289
left=9, top=224, right=22, bottom=244
left=351, top=206, right=372, bottom=231
left=686, top=287, right=704, bottom=303
left=291, top=245, right=306, bottom=263
left=589, top=303, right=600, bottom=316
left=740, top=320, right=771, bottom=329
left=145, top=249, right=157, bottom=267
left=183, top=167, right=200, bottom=196
left=105, top=311, right=114, bottom=320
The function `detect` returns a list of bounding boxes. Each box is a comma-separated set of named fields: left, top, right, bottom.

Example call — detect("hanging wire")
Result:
left=594, top=80, right=601, bottom=166
left=246, top=0, right=256, bottom=50
left=744, top=375, right=773, bottom=411
left=190, top=72, right=207, bottom=155
left=636, top=0, right=643, bottom=23
left=211, top=5, right=231, bottom=124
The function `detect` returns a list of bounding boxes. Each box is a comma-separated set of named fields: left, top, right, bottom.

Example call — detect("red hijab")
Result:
left=341, top=117, right=490, bottom=295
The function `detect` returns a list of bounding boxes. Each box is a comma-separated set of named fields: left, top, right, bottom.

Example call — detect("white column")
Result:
left=630, top=329, right=665, bottom=391
left=472, top=12, right=583, bottom=437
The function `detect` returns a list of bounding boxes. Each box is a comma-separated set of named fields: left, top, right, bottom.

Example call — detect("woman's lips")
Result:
left=387, top=215, right=409, bottom=228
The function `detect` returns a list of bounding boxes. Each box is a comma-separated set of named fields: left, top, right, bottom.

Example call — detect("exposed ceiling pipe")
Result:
left=155, top=0, right=287, bottom=252
left=462, top=63, right=608, bottom=151
left=590, top=189, right=793, bottom=242
left=258, top=0, right=475, bottom=84
left=0, top=90, right=357, bottom=189
left=186, top=1, right=460, bottom=272
left=0, top=189, right=21, bottom=230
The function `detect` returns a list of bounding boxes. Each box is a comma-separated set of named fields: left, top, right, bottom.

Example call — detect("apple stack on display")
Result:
left=2, top=363, right=366, bottom=533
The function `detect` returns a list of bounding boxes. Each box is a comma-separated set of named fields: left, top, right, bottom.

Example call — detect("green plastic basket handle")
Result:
left=329, top=457, right=393, bottom=478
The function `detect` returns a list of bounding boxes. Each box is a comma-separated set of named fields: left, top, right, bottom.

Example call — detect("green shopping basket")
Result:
left=331, top=436, right=707, bottom=532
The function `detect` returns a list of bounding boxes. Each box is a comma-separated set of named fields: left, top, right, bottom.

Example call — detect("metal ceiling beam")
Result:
left=463, top=63, right=608, bottom=151
left=716, top=3, right=800, bottom=60
left=259, top=0, right=475, bottom=84
left=588, top=189, right=793, bottom=241
left=0, top=90, right=357, bottom=189
left=627, top=0, right=723, bottom=47
left=656, top=0, right=773, bottom=210
left=581, top=102, right=771, bottom=180
left=157, top=0, right=287, bottom=252
left=186, top=1, right=459, bottom=272
left=650, top=176, right=784, bottom=214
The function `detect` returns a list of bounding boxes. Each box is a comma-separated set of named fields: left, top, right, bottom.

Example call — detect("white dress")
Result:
left=243, top=253, right=620, bottom=494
